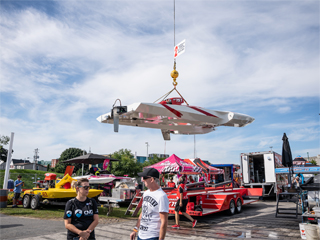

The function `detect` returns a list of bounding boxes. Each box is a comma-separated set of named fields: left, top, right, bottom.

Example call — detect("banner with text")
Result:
left=174, top=39, right=186, bottom=58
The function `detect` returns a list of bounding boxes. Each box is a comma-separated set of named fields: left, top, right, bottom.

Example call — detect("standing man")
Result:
left=130, top=168, right=169, bottom=240
left=167, top=177, right=176, bottom=188
left=171, top=176, right=197, bottom=229
left=12, top=175, right=23, bottom=208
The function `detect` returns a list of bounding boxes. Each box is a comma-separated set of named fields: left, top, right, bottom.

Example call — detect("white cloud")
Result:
left=276, top=107, right=291, bottom=114
left=0, top=1, right=319, bottom=162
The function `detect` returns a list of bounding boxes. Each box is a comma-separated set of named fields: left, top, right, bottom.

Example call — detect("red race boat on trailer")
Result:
left=165, top=185, right=263, bottom=216
left=138, top=154, right=263, bottom=217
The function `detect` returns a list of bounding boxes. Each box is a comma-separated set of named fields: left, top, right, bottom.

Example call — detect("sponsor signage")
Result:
left=275, top=167, right=320, bottom=173
left=174, top=39, right=186, bottom=58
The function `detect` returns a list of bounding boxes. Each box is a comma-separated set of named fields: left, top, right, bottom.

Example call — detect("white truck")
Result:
left=240, top=151, right=283, bottom=197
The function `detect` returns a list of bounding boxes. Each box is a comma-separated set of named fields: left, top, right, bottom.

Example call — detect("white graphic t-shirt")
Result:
left=138, top=187, right=169, bottom=239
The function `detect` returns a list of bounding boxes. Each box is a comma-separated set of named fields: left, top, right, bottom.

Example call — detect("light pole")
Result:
left=269, top=146, right=273, bottom=152
left=33, top=148, right=39, bottom=170
left=145, top=142, right=149, bottom=161
left=82, top=150, right=85, bottom=176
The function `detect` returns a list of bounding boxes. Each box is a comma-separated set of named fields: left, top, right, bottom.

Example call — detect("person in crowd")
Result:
left=171, top=176, right=197, bottom=229
left=188, top=176, right=195, bottom=184
left=198, top=173, right=204, bottom=182
left=12, top=175, right=23, bottom=208
left=197, top=173, right=205, bottom=187
left=167, top=177, right=176, bottom=188
left=295, top=173, right=304, bottom=184
left=130, top=168, right=169, bottom=240
left=292, top=175, right=302, bottom=190
left=209, top=175, right=215, bottom=184
left=64, top=178, right=99, bottom=240
left=233, top=173, right=240, bottom=187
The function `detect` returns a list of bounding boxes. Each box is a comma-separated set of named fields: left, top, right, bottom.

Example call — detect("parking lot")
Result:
left=1, top=200, right=303, bottom=239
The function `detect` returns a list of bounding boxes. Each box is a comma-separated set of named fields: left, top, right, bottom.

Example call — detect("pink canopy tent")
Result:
left=144, top=154, right=202, bottom=174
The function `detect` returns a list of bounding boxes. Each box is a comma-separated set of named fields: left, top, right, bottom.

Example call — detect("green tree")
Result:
left=310, top=159, right=318, bottom=165
left=0, top=135, right=11, bottom=162
left=142, top=154, right=166, bottom=168
left=54, top=148, right=87, bottom=174
left=109, top=149, right=142, bottom=177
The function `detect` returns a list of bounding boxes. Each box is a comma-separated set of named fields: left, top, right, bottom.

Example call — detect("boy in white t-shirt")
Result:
left=130, top=168, right=169, bottom=240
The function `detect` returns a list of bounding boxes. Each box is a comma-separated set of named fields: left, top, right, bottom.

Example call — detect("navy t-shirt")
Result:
left=64, top=197, right=98, bottom=240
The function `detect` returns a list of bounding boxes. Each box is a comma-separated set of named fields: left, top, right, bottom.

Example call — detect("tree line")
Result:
left=52, top=148, right=165, bottom=177
left=1, top=134, right=164, bottom=177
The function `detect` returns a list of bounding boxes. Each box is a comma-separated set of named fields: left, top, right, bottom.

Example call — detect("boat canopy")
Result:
left=184, top=158, right=224, bottom=175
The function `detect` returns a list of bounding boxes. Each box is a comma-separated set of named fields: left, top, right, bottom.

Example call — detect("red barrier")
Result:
left=246, top=188, right=263, bottom=196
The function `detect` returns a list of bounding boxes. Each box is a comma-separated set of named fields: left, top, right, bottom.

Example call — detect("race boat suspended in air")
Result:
left=96, top=97, right=255, bottom=140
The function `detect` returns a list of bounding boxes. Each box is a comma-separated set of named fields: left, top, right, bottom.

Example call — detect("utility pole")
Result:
left=145, top=142, right=149, bottom=161
left=33, top=148, right=39, bottom=170
left=3, top=132, right=14, bottom=189
left=82, top=149, right=85, bottom=176
left=194, top=135, right=197, bottom=158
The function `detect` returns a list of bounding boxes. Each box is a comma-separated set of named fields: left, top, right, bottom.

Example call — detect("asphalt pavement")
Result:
left=0, top=200, right=307, bottom=239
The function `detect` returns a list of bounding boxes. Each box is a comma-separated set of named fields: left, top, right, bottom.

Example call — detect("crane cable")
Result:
left=154, top=0, right=189, bottom=105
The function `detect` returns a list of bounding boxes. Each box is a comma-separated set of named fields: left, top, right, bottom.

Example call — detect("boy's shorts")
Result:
left=175, top=199, right=188, bottom=212
left=13, top=193, right=21, bottom=199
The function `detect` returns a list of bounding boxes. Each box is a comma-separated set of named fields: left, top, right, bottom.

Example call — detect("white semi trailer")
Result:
left=240, top=151, right=283, bottom=197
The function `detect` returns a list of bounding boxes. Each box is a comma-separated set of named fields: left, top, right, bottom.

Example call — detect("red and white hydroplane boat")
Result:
left=97, top=97, right=254, bottom=140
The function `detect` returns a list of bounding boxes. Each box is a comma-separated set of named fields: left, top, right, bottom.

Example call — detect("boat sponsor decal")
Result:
left=75, top=209, right=82, bottom=218
left=84, top=210, right=93, bottom=216
left=160, top=103, right=183, bottom=118
left=188, top=106, right=219, bottom=118
left=66, top=210, right=72, bottom=217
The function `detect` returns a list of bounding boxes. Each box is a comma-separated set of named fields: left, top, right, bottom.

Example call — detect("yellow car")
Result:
left=23, top=173, right=102, bottom=210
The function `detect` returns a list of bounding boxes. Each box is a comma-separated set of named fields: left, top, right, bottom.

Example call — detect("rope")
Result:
left=173, top=0, right=177, bottom=75
left=152, top=0, right=190, bottom=106
left=174, top=0, right=175, bottom=47
left=153, top=87, right=189, bottom=106
left=153, top=88, right=175, bottom=103
left=174, top=88, right=189, bottom=105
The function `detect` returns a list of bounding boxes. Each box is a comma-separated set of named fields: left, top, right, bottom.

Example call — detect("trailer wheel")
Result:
left=23, top=194, right=31, bottom=208
left=227, top=199, right=236, bottom=215
left=236, top=199, right=242, bottom=213
left=31, top=195, right=40, bottom=210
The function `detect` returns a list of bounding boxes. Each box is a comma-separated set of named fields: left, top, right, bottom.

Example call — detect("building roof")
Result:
left=293, top=157, right=307, bottom=162
left=15, top=163, right=33, bottom=166
left=11, top=159, right=31, bottom=164
left=14, top=162, right=47, bottom=167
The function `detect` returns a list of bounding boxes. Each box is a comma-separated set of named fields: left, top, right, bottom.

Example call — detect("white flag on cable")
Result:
left=174, top=39, right=186, bottom=58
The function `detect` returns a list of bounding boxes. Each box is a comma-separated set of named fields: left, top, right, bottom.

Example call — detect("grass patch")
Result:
left=0, top=205, right=139, bottom=220
left=0, top=169, right=64, bottom=189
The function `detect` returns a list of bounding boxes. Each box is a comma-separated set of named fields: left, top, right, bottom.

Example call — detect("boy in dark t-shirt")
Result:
left=171, top=176, right=197, bottom=229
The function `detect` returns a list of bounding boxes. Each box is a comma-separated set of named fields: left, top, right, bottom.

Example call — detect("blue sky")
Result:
left=0, top=1, right=319, bottom=164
